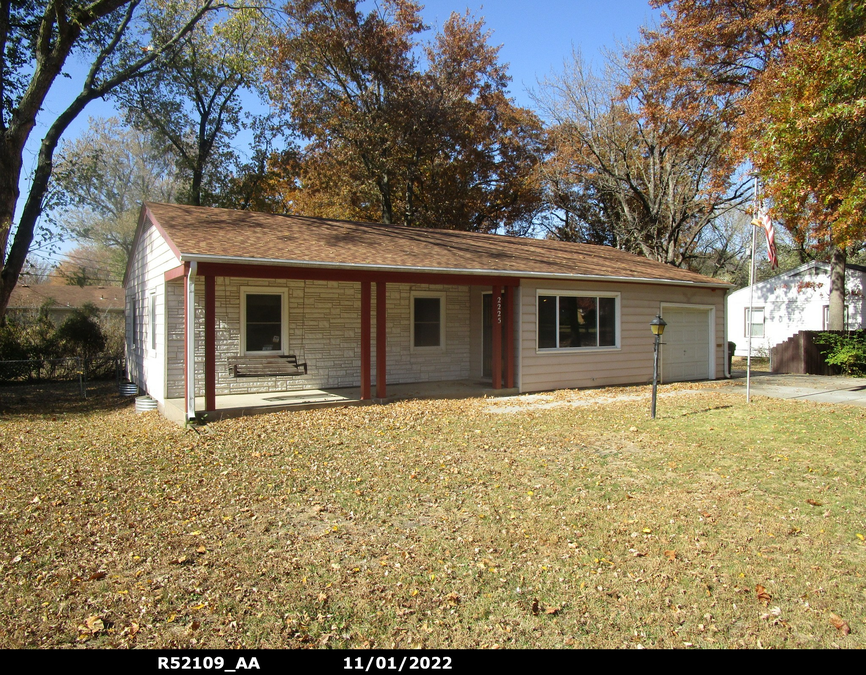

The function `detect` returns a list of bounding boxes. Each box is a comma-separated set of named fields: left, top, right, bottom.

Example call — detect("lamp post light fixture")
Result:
left=650, top=314, right=667, bottom=419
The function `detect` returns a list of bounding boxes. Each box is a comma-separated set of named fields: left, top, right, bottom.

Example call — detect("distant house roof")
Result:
left=9, top=284, right=124, bottom=313
left=135, top=202, right=731, bottom=289
left=729, top=260, right=866, bottom=296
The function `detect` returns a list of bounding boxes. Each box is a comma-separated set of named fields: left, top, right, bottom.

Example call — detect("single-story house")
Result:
left=124, top=203, right=732, bottom=422
left=7, top=284, right=124, bottom=325
left=727, top=261, right=866, bottom=357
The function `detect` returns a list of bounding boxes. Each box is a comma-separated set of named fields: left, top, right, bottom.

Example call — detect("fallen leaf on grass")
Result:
left=84, top=615, right=104, bottom=633
left=196, top=545, right=207, bottom=554
left=530, top=598, right=560, bottom=616
left=88, top=571, right=107, bottom=581
left=755, top=585, right=772, bottom=604
left=664, top=550, right=677, bottom=561
left=829, top=613, right=851, bottom=635
left=806, top=499, right=822, bottom=507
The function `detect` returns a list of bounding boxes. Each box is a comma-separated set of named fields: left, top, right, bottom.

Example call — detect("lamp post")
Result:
left=650, top=314, right=667, bottom=419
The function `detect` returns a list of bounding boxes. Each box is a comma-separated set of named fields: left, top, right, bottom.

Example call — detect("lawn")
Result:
left=0, top=380, right=864, bottom=649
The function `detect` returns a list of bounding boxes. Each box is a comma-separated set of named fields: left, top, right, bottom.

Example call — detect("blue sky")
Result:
left=417, top=0, right=660, bottom=106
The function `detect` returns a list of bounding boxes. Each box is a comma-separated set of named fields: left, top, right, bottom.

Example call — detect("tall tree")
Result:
left=534, top=51, right=748, bottom=266
left=633, top=0, right=861, bottom=327
left=268, top=0, right=543, bottom=232
left=0, top=0, right=220, bottom=321
left=53, top=116, right=180, bottom=276
left=118, top=5, right=269, bottom=206
left=741, top=1, right=866, bottom=328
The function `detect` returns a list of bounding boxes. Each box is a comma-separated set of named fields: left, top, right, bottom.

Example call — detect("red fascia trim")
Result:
left=164, top=263, right=187, bottom=282
left=195, top=262, right=518, bottom=287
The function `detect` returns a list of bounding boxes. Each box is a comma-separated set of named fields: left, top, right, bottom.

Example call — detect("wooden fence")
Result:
left=770, top=330, right=862, bottom=375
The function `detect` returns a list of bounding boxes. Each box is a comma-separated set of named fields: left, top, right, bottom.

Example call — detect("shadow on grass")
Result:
left=670, top=404, right=734, bottom=417
left=0, top=380, right=135, bottom=416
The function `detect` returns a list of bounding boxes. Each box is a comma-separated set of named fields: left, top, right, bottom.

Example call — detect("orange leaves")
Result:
left=829, top=613, right=851, bottom=636
left=530, top=599, right=561, bottom=616
left=755, top=584, right=772, bottom=605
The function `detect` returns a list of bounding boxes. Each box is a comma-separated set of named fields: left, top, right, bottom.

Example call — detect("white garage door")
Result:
left=661, top=306, right=712, bottom=382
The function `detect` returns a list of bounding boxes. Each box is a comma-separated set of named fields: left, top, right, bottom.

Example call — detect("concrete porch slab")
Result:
left=162, top=379, right=517, bottom=424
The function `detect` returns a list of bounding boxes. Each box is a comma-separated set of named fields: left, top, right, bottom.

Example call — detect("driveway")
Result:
left=729, top=370, right=866, bottom=407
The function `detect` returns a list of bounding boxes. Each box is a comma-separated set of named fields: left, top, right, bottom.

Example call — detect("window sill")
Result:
left=535, top=345, right=621, bottom=355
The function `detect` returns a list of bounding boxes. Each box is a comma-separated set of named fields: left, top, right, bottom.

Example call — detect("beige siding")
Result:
left=519, top=279, right=726, bottom=393
left=125, top=222, right=181, bottom=400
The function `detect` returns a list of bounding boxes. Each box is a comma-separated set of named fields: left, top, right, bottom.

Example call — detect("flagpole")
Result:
left=747, top=176, right=758, bottom=404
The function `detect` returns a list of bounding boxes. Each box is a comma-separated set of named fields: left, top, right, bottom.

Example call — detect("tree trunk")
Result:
left=827, top=245, right=846, bottom=330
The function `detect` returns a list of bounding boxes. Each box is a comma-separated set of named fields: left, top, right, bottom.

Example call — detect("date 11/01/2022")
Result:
left=345, top=657, right=452, bottom=671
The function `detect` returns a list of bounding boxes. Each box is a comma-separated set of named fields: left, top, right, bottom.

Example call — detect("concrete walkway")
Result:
left=729, top=370, right=866, bottom=407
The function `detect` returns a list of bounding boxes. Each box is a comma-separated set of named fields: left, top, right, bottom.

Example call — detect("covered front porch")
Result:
left=162, top=378, right=519, bottom=423
left=167, top=261, right=519, bottom=422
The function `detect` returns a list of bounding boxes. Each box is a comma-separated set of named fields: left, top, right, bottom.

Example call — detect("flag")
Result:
left=751, top=209, right=778, bottom=269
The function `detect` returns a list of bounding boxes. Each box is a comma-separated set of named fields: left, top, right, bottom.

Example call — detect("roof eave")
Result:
left=180, top=253, right=733, bottom=289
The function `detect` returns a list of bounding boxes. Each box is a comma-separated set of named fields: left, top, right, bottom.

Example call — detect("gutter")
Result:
left=186, top=261, right=197, bottom=421
left=180, top=253, right=733, bottom=290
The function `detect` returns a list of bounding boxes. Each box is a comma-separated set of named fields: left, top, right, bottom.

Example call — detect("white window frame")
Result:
left=410, top=291, right=446, bottom=352
left=535, top=289, right=621, bottom=353
left=128, top=294, right=137, bottom=351
left=148, top=289, right=158, bottom=356
left=240, top=287, right=289, bottom=356
left=745, top=306, right=765, bottom=338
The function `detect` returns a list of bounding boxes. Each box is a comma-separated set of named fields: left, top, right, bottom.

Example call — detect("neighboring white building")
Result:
left=727, top=261, right=866, bottom=356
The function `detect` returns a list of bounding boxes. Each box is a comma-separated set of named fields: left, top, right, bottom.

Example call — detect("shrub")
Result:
left=814, top=331, right=866, bottom=376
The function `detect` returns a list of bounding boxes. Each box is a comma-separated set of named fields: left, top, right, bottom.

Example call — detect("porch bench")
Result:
left=228, top=355, right=308, bottom=377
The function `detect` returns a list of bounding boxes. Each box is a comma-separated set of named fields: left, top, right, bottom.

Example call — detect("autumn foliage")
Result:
left=266, top=0, right=543, bottom=233
left=634, top=0, right=865, bottom=251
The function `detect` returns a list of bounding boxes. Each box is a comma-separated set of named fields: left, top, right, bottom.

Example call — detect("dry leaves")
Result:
left=755, top=585, right=772, bottom=605
left=806, top=499, right=823, bottom=507
left=829, top=614, right=851, bottom=635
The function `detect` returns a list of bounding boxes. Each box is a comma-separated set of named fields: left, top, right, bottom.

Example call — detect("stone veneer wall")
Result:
left=166, top=278, right=471, bottom=397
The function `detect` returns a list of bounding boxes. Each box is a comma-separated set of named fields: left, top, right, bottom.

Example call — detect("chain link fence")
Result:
left=0, top=355, right=125, bottom=397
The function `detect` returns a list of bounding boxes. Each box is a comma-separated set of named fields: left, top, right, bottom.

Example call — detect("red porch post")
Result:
left=361, top=281, right=372, bottom=400
left=505, top=284, right=515, bottom=389
left=204, top=274, right=216, bottom=412
left=376, top=281, right=387, bottom=399
left=492, top=285, right=503, bottom=389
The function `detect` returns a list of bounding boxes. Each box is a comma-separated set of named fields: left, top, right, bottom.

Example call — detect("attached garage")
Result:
left=660, top=304, right=715, bottom=383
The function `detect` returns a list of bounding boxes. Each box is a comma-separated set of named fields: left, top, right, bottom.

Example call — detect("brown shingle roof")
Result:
left=9, top=284, right=124, bottom=312
left=144, top=202, right=730, bottom=288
